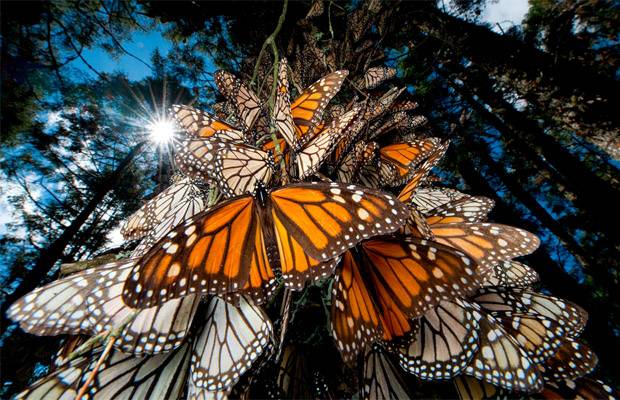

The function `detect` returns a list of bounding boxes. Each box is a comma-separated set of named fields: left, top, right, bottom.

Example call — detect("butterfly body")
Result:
left=123, top=182, right=409, bottom=308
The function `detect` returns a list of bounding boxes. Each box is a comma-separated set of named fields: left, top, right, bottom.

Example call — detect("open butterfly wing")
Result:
left=191, top=296, right=272, bottom=391
left=429, top=223, right=540, bottom=276
left=123, top=196, right=262, bottom=308
left=172, top=104, right=246, bottom=141
left=361, top=237, right=483, bottom=319
left=395, top=299, right=482, bottom=380
left=269, top=183, right=408, bottom=261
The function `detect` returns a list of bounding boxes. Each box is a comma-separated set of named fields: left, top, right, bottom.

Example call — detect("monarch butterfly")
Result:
left=368, top=112, right=407, bottom=140
left=15, top=294, right=270, bottom=399
left=336, top=141, right=377, bottom=184
left=177, top=106, right=361, bottom=197
left=426, top=223, right=540, bottom=277
left=390, top=100, right=419, bottom=113
left=305, top=0, right=325, bottom=18
left=472, top=288, right=588, bottom=336
left=483, top=260, right=540, bottom=288
left=540, top=377, right=618, bottom=400
left=361, top=346, right=411, bottom=400
left=288, top=68, right=348, bottom=146
left=410, top=187, right=471, bottom=214
left=424, top=195, right=495, bottom=225
left=539, top=337, right=598, bottom=382
left=377, top=138, right=443, bottom=186
left=488, top=312, right=565, bottom=364
left=16, top=343, right=191, bottom=399
left=171, top=104, right=247, bottom=142
left=400, top=195, right=493, bottom=242
left=330, top=236, right=482, bottom=362
left=359, top=66, right=397, bottom=90
left=392, top=299, right=482, bottom=380
left=187, top=381, right=229, bottom=400
left=463, top=313, right=543, bottom=392
left=121, top=176, right=209, bottom=243
left=453, top=375, right=503, bottom=400
left=7, top=260, right=200, bottom=355
left=191, top=296, right=273, bottom=391
left=397, top=141, right=450, bottom=205
left=214, top=70, right=264, bottom=133
left=122, top=182, right=409, bottom=308
left=176, top=138, right=276, bottom=197
left=364, top=87, right=405, bottom=122
left=275, top=345, right=316, bottom=399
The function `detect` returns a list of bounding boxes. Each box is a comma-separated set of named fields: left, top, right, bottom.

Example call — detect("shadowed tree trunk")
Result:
left=1, top=141, right=146, bottom=328
left=454, top=143, right=620, bottom=384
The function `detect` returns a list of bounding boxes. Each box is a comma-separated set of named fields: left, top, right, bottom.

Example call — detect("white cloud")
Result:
left=483, top=0, right=529, bottom=32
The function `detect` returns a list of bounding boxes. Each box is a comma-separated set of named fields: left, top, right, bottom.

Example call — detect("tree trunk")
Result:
left=440, top=65, right=620, bottom=241
left=398, top=2, right=620, bottom=148
left=455, top=146, right=620, bottom=384
left=1, top=141, right=146, bottom=326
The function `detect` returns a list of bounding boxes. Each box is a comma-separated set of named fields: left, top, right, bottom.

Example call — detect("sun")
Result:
left=147, top=118, right=176, bottom=144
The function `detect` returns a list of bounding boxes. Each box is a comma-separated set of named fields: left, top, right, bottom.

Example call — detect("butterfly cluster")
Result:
left=7, top=58, right=615, bottom=400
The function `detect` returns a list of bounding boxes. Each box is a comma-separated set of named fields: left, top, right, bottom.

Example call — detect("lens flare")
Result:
left=148, top=118, right=175, bottom=144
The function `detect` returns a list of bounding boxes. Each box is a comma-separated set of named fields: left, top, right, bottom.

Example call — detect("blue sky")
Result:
left=73, top=29, right=172, bottom=81
left=72, top=0, right=531, bottom=82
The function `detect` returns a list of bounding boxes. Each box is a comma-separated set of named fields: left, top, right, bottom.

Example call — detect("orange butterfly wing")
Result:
left=171, top=105, right=245, bottom=141
left=361, top=237, right=483, bottom=320
left=424, top=196, right=495, bottom=225
left=272, top=214, right=340, bottom=289
left=123, top=196, right=266, bottom=308
left=330, top=250, right=383, bottom=362
left=290, top=70, right=348, bottom=146
left=398, top=141, right=449, bottom=204
left=379, top=139, right=441, bottom=185
left=429, top=223, right=540, bottom=274
left=269, top=183, right=409, bottom=262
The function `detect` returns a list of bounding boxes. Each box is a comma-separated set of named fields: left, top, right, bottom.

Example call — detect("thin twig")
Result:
left=75, top=337, right=116, bottom=399
left=66, top=310, right=139, bottom=362
left=275, top=288, right=293, bottom=361
left=250, top=0, right=288, bottom=86
left=328, top=1, right=335, bottom=39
